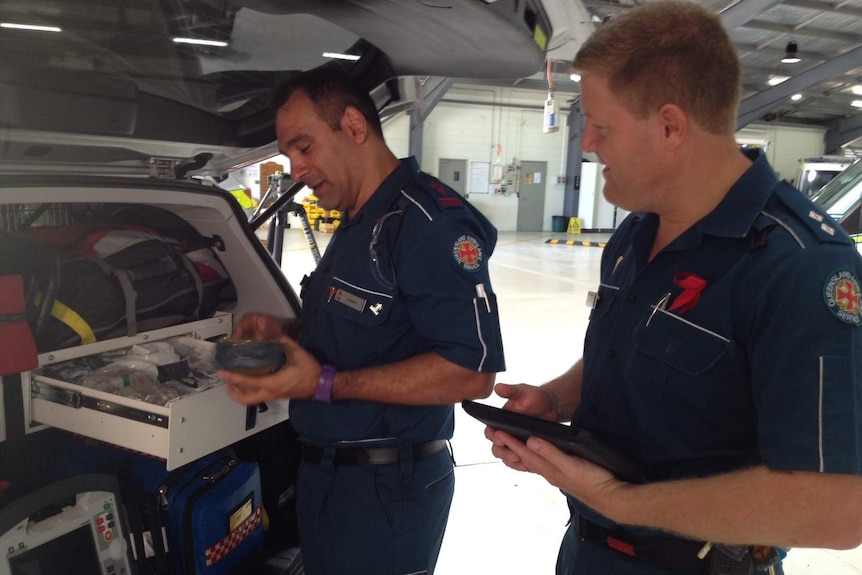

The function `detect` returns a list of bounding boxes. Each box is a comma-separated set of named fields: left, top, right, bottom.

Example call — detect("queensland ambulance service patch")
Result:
left=823, top=269, right=862, bottom=326
left=453, top=234, right=483, bottom=272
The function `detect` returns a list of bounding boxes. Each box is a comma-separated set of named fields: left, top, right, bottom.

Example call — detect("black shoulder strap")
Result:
left=148, top=493, right=171, bottom=575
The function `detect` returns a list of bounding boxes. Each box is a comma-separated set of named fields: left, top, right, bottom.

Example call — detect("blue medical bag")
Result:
left=41, top=432, right=264, bottom=574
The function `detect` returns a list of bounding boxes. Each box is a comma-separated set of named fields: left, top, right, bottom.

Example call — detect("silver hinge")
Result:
left=148, top=157, right=181, bottom=179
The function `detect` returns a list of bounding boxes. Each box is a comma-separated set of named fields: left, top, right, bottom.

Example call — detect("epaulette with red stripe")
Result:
left=418, top=173, right=465, bottom=210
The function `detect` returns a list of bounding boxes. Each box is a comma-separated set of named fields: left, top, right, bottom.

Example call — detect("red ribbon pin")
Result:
left=668, top=272, right=707, bottom=314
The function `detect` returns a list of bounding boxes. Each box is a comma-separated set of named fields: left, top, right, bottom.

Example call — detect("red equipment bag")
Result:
left=0, top=274, right=38, bottom=375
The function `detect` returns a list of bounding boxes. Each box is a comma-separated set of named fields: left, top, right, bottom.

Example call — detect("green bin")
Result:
left=552, top=215, right=567, bottom=233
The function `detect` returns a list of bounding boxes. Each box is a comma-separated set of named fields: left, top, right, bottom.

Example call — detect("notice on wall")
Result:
left=491, top=164, right=504, bottom=183
left=469, top=161, right=491, bottom=194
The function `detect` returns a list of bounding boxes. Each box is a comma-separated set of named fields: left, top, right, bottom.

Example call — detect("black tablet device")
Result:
left=215, top=338, right=286, bottom=375
left=462, top=400, right=650, bottom=484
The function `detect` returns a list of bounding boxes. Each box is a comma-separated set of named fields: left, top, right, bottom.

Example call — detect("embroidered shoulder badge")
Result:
left=453, top=234, right=483, bottom=272
left=823, top=270, right=862, bottom=326
left=427, top=180, right=463, bottom=208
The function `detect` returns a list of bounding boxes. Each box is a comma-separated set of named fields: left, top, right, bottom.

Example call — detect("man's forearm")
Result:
left=603, top=466, right=862, bottom=550
left=542, top=359, right=584, bottom=422
left=331, top=352, right=494, bottom=405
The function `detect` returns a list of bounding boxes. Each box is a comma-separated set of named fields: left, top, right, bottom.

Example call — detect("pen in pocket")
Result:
left=646, top=292, right=671, bottom=326
left=475, top=283, right=491, bottom=313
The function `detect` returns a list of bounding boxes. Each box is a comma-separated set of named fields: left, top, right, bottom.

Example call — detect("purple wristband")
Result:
left=313, top=365, right=336, bottom=403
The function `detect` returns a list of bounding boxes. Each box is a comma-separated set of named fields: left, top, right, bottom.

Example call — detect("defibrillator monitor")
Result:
left=0, top=474, right=136, bottom=575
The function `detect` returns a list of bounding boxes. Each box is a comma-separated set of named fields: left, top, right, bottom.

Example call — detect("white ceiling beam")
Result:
left=737, top=44, right=862, bottom=128
left=719, top=0, right=783, bottom=29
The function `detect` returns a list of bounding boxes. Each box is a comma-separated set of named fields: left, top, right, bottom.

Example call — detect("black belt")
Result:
left=300, top=440, right=448, bottom=466
left=578, top=515, right=710, bottom=575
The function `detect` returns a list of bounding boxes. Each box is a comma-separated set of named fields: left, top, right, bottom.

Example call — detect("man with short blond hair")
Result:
left=485, top=2, right=862, bottom=574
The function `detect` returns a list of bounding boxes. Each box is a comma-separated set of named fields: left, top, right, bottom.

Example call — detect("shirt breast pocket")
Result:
left=588, top=282, right=621, bottom=322
left=633, top=309, right=730, bottom=376
left=324, top=277, right=395, bottom=327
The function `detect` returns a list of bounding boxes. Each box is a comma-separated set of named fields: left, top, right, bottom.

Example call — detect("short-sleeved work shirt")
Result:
left=290, top=157, right=505, bottom=445
left=576, top=150, right=862, bottom=484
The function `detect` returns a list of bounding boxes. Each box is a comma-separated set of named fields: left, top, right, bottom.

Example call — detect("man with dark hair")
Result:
left=484, top=2, right=862, bottom=574
left=274, top=68, right=385, bottom=138
left=221, top=67, right=505, bottom=574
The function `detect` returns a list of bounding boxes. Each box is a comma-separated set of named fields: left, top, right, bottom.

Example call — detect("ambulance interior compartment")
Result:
left=0, top=175, right=301, bottom=471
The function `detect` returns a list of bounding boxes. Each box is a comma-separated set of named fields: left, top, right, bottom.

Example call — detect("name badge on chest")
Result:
left=329, top=286, right=367, bottom=312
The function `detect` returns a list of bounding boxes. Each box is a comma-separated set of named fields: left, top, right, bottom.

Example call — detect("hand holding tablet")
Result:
left=462, top=400, right=650, bottom=484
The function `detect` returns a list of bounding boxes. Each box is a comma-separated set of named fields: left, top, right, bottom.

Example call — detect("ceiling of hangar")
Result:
left=453, top=0, right=862, bottom=152
left=584, top=0, right=862, bottom=150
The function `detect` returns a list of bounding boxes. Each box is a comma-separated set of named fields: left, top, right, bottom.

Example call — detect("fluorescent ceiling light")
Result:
left=768, top=75, right=789, bottom=86
left=570, top=73, right=581, bottom=82
left=173, top=37, right=228, bottom=47
left=1, top=22, right=61, bottom=32
left=852, top=100, right=862, bottom=108
left=323, top=52, right=360, bottom=61
left=852, top=85, right=862, bottom=96
left=791, top=93, right=803, bottom=101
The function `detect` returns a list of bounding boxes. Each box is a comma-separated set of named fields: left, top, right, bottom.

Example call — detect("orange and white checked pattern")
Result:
left=204, top=506, right=262, bottom=567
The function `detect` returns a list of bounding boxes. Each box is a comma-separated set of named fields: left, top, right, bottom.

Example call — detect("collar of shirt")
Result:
left=634, top=149, right=778, bottom=254
left=699, top=148, right=777, bottom=239
left=341, top=156, right=420, bottom=229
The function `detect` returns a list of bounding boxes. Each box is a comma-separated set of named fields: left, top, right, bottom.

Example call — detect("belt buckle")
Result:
left=352, top=448, right=371, bottom=465
left=334, top=447, right=371, bottom=465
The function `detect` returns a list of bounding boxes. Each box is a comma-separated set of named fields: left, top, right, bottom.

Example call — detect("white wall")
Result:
left=738, top=123, right=828, bottom=183
left=384, top=111, right=522, bottom=231
left=383, top=86, right=574, bottom=232
left=239, top=92, right=830, bottom=233
left=381, top=88, right=829, bottom=232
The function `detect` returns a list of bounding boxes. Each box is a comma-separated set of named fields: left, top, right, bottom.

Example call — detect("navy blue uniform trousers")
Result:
left=296, top=448, right=455, bottom=574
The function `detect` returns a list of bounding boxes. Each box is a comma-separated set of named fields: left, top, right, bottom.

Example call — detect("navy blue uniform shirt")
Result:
left=568, top=150, right=862, bottom=541
left=290, top=157, right=505, bottom=445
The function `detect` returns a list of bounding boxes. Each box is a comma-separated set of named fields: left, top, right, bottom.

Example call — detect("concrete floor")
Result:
left=276, top=227, right=862, bottom=575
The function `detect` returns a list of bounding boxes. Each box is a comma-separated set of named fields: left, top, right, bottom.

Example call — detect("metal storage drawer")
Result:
left=25, top=312, right=291, bottom=470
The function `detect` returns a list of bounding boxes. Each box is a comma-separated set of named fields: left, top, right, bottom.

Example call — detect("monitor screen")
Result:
left=9, top=524, right=101, bottom=575
left=0, top=475, right=133, bottom=575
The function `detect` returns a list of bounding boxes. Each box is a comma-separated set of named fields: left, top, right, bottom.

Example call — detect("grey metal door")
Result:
left=517, top=160, right=547, bottom=231
left=438, top=158, right=468, bottom=196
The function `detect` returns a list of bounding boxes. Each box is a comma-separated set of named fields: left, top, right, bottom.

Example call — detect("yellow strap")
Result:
left=51, top=300, right=97, bottom=345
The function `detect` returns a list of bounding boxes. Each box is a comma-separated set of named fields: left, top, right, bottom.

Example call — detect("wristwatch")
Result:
left=313, top=364, right=336, bottom=403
